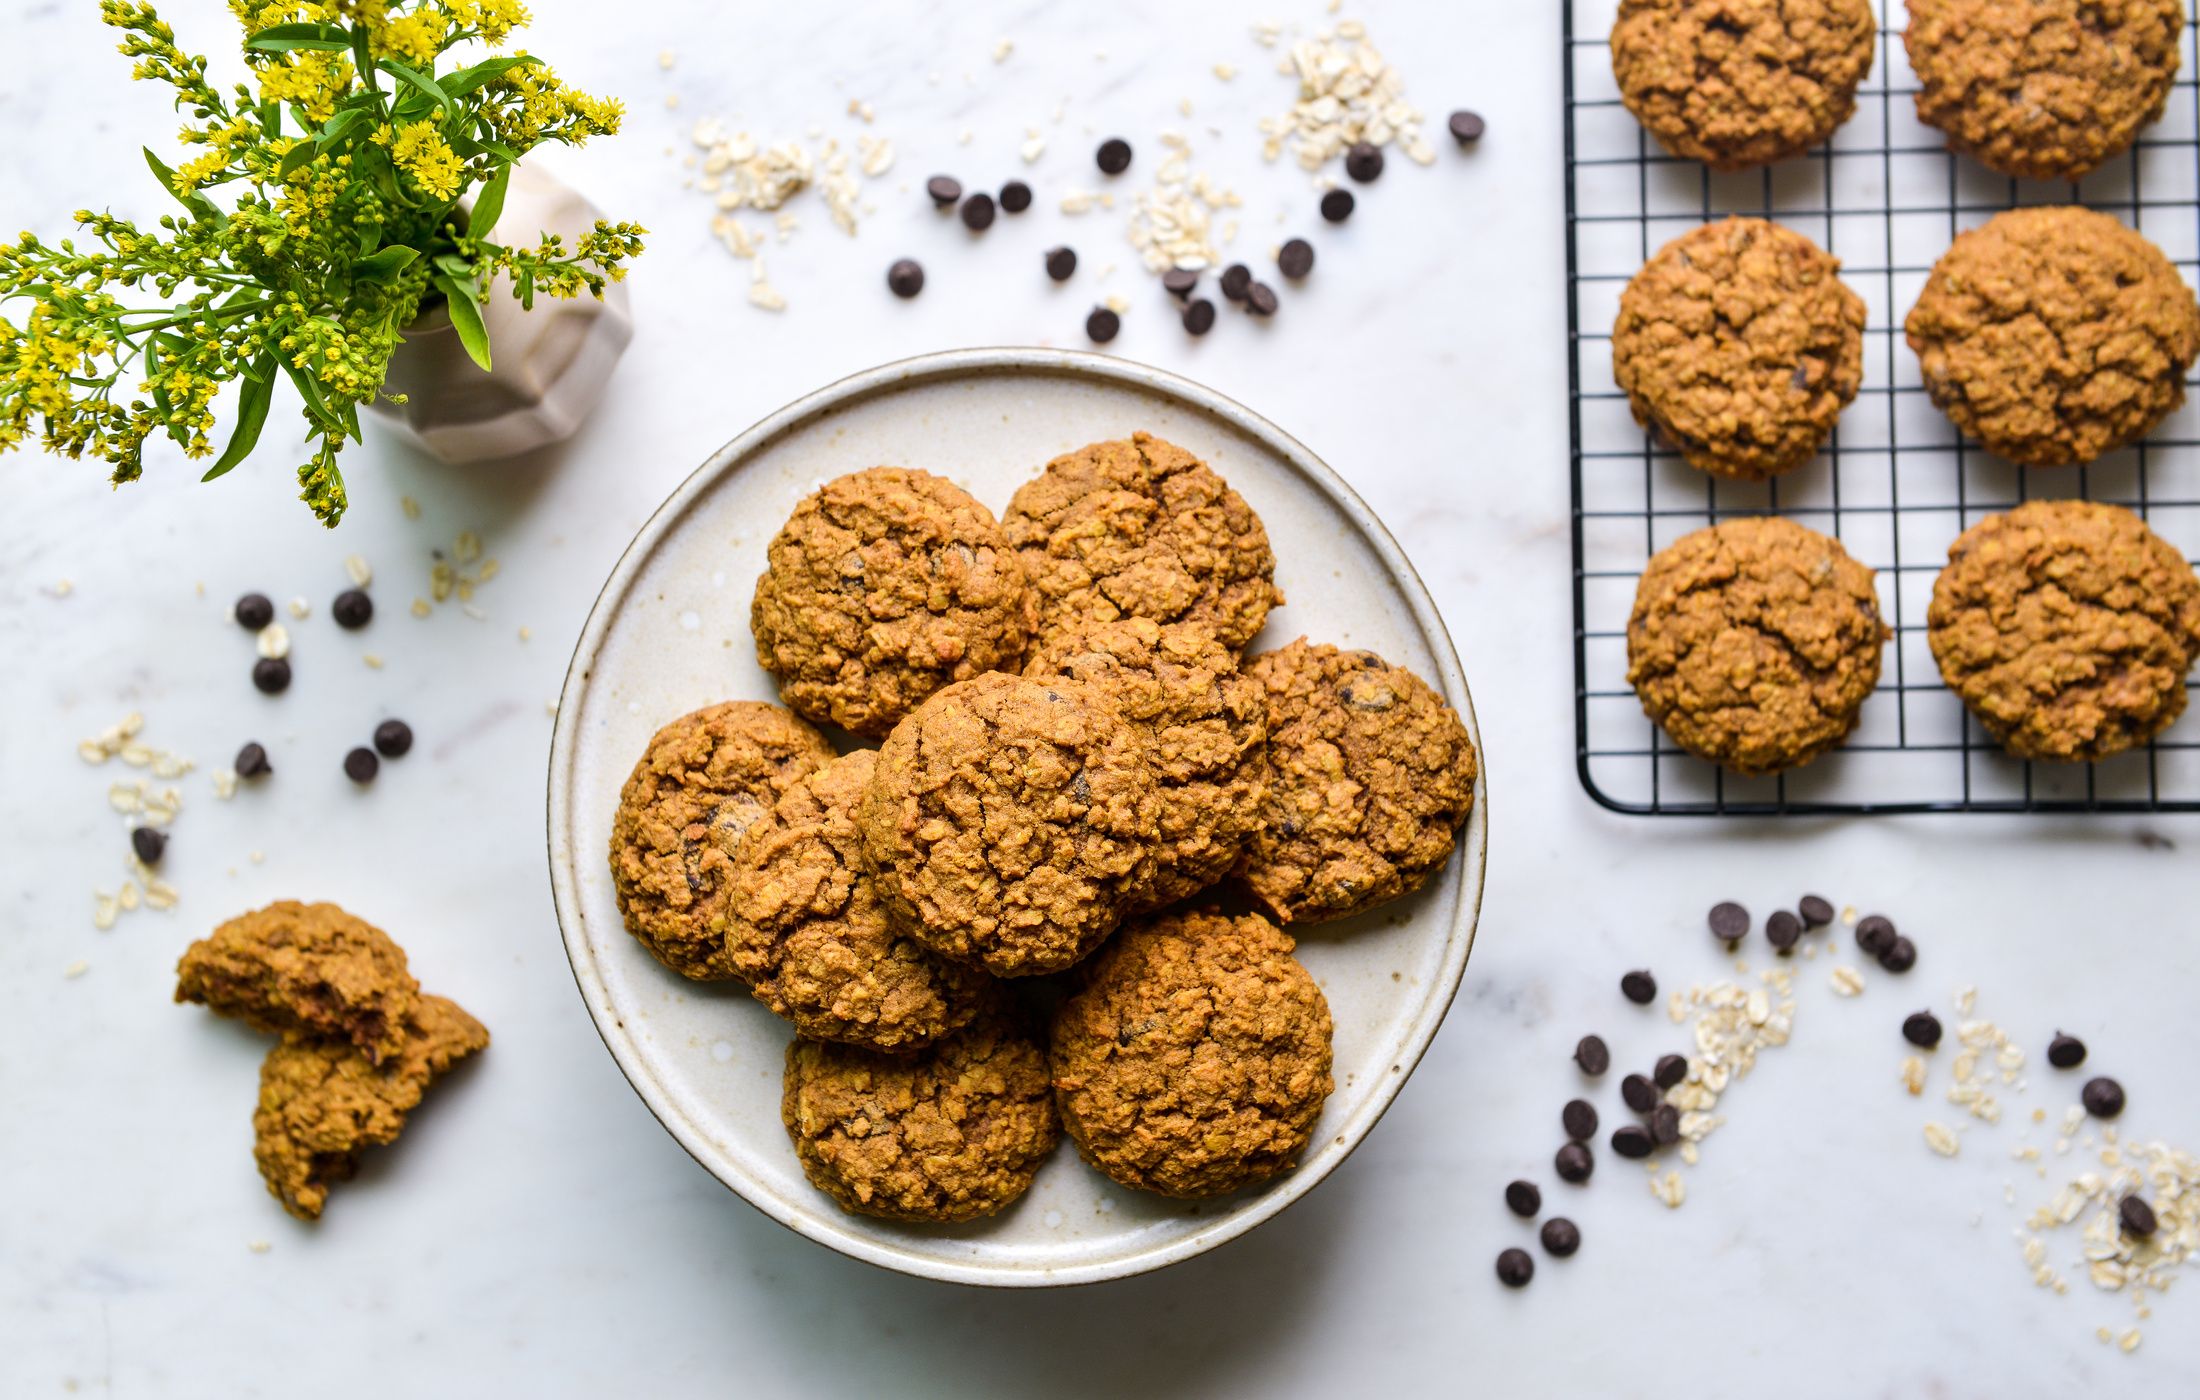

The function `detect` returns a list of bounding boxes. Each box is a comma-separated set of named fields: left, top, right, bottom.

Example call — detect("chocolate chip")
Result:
left=1181, top=298, right=1216, bottom=336
left=1650, top=1106, right=1681, bottom=1148
left=2047, top=1033, right=2087, bottom=1069
left=1654, top=1053, right=1687, bottom=1090
left=234, top=741, right=271, bottom=778
left=1448, top=109, right=1487, bottom=144
left=373, top=719, right=414, bottom=758
left=1621, top=1074, right=1657, bottom=1114
left=1573, top=1035, right=1610, bottom=1076
left=1095, top=137, right=1132, bottom=175
left=1798, top=894, right=1835, bottom=927
left=1505, top=1179, right=1541, bottom=1217
left=1902, top=1011, right=1943, bottom=1048
left=2083, top=1077, right=2125, bottom=1119
left=234, top=593, right=274, bottom=630
left=1319, top=188, right=1355, bottom=223
left=1562, top=1099, right=1598, bottom=1143
left=959, top=192, right=996, bottom=231
left=1877, top=936, right=1917, bottom=973
left=1278, top=238, right=1315, bottom=279
left=1708, top=901, right=1749, bottom=944
left=925, top=175, right=962, bottom=207
left=1219, top=263, right=1252, bottom=301
left=999, top=179, right=1032, bottom=213
left=1765, top=909, right=1802, bottom=952
left=1540, top=1218, right=1581, bottom=1258
left=1620, top=970, right=1657, bottom=1005
left=1044, top=246, right=1077, bottom=281
left=887, top=259, right=925, bottom=298
left=1344, top=141, right=1384, bottom=182
left=1856, top=914, right=1896, bottom=955
left=130, top=826, right=167, bottom=865
left=1162, top=267, right=1199, bottom=299
left=252, top=657, right=291, bottom=695
left=1554, top=1142, right=1593, bottom=1183
left=1244, top=281, right=1279, bottom=317
left=343, top=746, right=379, bottom=783
left=331, top=589, right=373, bottom=629
left=1611, top=1124, right=1653, bottom=1159
left=1084, top=307, right=1120, bottom=343
left=2120, top=1195, right=2158, bottom=1238
left=1496, top=1247, right=1534, bottom=1288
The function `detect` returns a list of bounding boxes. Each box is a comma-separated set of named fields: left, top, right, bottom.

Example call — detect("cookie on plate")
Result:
left=724, top=750, right=990, bottom=1052
left=1049, top=909, right=1333, bottom=1199
left=781, top=999, right=1059, bottom=1222
left=1024, top=618, right=1268, bottom=910
left=1612, top=0, right=1878, bottom=170
left=1614, top=217, right=1867, bottom=480
left=608, top=701, right=836, bottom=980
left=856, top=671, right=1160, bottom=977
left=175, top=900, right=421, bottom=1065
left=1236, top=640, right=1477, bottom=925
left=1928, top=499, right=2200, bottom=761
left=1906, top=0, right=2184, bottom=181
left=1001, top=432, right=1282, bottom=652
left=751, top=467, right=1037, bottom=738
left=1628, top=516, right=1889, bottom=774
left=1905, top=206, right=2200, bottom=467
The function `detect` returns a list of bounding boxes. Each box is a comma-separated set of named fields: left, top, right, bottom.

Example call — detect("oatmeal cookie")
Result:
left=1628, top=516, right=1889, bottom=773
left=176, top=900, right=419, bottom=1064
left=1905, top=206, right=2200, bottom=468
left=1236, top=641, right=1478, bottom=925
left=857, top=671, right=1160, bottom=977
left=1928, top=499, right=2200, bottom=761
left=1049, top=909, right=1334, bottom=1199
left=1024, top=618, right=1268, bottom=909
left=607, top=701, right=835, bottom=981
left=1002, top=432, right=1283, bottom=651
left=1612, top=0, right=1878, bottom=170
left=1906, top=0, right=2184, bottom=181
left=725, top=750, right=990, bottom=1052
left=781, top=999, right=1059, bottom=1222
left=1615, top=217, right=1867, bottom=480
left=252, top=994, right=489, bottom=1220
left=751, top=467, right=1036, bottom=738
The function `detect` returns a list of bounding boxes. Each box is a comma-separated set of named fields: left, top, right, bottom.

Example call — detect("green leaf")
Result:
left=284, top=359, right=336, bottom=428
left=377, top=59, right=456, bottom=120
left=353, top=245, right=419, bottom=281
left=203, top=353, right=277, bottom=482
left=277, top=140, right=318, bottom=178
left=432, top=252, right=474, bottom=278
left=142, top=147, right=222, bottom=224
left=244, top=22, right=352, bottom=52
left=318, top=106, right=370, bottom=146
left=432, top=272, right=492, bottom=371
left=466, top=165, right=511, bottom=239
left=440, top=53, right=541, bottom=96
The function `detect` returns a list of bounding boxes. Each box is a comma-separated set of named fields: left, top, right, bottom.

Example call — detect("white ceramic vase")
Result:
left=370, top=163, right=634, bottom=462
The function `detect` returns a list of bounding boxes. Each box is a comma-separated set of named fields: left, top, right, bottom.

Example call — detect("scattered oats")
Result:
left=64, top=960, right=88, bottom=980
left=144, top=880, right=179, bottom=911
left=255, top=623, right=290, bottom=660
left=120, top=743, right=153, bottom=768
left=858, top=136, right=895, bottom=178
left=1925, top=1122, right=1961, bottom=1157
left=1651, top=1170, right=1686, bottom=1208
left=1125, top=136, right=1235, bottom=274
left=1902, top=1055, right=1928, bottom=1096
left=213, top=769, right=238, bottom=799
left=958, top=128, right=974, bottom=146
left=117, top=880, right=141, bottom=912
left=454, top=530, right=482, bottom=564
left=1842, top=905, right=1858, bottom=925
left=249, top=850, right=264, bottom=864
left=1179, top=97, right=1194, bottom=117
left=78, top=740, right=108, bottom=764
left=109, top=783, right=144, bottom=815
left=848, top=99, right=875, bottom=123
left=462, top=603, right=488, bottom=622
left=658, top=48, right=676, bottom=70
left=286, top=596, right=310, bottom=620
left=1021, top=131, right=1047, bottom=164
left=431, top=562, right=455, bottom=602
left=363, top=653, right=383, bottom=669
left=1060, top=190, right=1100, bottom=215
left=2120, top=1329, right=2142, bottom=1353
left=54, top=578, right=74, bottom=597
left=248, top=1239, right=272, bottom=1254
left=411, top=598, right=431, bottom=619
left=749, top=270, right=789, bottom=312
left=517, top=626, right=532, bottom=642
left=1259, top=20, right=1435, bottom=174
left=1103, top=294, right=1130, bottom=315
left=1830, top=965, right=1865, bottom=997
left=1252, top=20, right=1282, bottom=47
left=400, top=495, right=422, bottom=520
left=992, top=38, right=1013, bottom=63
left=1214, top=62, right=1238, bottom=80
left=93, top=892, right=119, bottom=931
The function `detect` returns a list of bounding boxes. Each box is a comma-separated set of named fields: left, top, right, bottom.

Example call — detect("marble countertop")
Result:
left=4, top=1, right=2196, bottom=1394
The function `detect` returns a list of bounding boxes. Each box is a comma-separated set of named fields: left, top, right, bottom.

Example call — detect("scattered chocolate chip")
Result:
left=1653, top=1053, right=1687, bottom=1090
left=343, top=746, right=379, bottom=784
left=1084, top=307, right=1120, bottom=343
left=234, top=593, right=274, bottom=630
left=1573, top=1035, right=1610, bottom=1076
left=1278, top=238, right=1315, bottom=279
left=1856, top=914, right=1896, bottom=955
left=887, top=259, right=925, bottom=298
left=1798, top=894, right=1835, bottom=927
left=1344, top=140, right=1385, bottom=182
left=1562, top=1099, right=1598, bottom=1143
left=1651, top=1103, right=1681, bottom=1146
left=1244, top=281, right=1279, bottom=317
left=1620, top=969, right=1657, bottom=1005
left=1877, top=936, right=1917, bottom=973
left=130, top=826, right=167, bottom=865
left=373, top=719, right=414, bottom=758
left=1540, top=1218, right=1581, bottom=1258
left=2083, top=1077, right=2126, bottom=1119
left=959, top=192, right=996, bottom=231
left=1765, top=909, right=1802, bottom=952
left=234, top=741, right=271, bottom=778
left=1319, top=188, right=1355, bottom=223
left=2120, top=1195, right=2158, bottom=1238
left=332, top=589, right=373, bottom=629
left=1044, top=246, right=1077, bottom=281
left=1708, top=901, right=1749, bottom=944
left=252, top=657, right=292, bottom=695
left=1162, top=267, right=1199, bottom=299
left=1095, top=137, right=1133, bottom=175
left=998, top=180, right=1032, bottom=213
left=1496, top=1247, right=1535, bottom=1288
left=1620, top=1074, right=1657, bottom=1114
left=925, top=175, right=962, bottom=207
left=1611, top=1124, right=1654, bottom=1159
left=1448, top=109, right=1487, bottom=144
left=1902, top=1011, right=1943, bottom=1049
left=1181, top=298, right=1216, bottom=336
left=1220, top=263, right=1252, bottom=301
left=1555, top=1142, right=1594, bottom=1183
left=1506, top=1179, right=1541, bottom=1217
left=2047, top=1033, right=2087, bottom=1070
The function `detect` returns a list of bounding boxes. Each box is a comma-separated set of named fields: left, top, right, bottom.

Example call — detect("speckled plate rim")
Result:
left=546, top=346, right=1488, bottom=1288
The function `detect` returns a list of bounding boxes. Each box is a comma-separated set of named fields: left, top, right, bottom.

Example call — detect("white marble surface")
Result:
left=3, top=1, right=2196, bottom=1395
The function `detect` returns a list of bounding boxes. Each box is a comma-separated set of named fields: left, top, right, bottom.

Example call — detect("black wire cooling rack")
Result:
left=1565, top=0, right=2200, bottom=816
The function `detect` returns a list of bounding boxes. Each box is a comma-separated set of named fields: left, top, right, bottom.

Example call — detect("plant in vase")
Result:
left=0, top=0, right=645, bottom=525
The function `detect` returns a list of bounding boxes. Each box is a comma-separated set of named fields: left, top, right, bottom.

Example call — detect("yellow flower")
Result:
left=388, top=121, right=462, bottom=200
left=256, top=49, right=354, bottom=124
left=447, top=0, right=528, bottom=44
left=375, top=10, right=443, bottom=65
left=175, top=150, right=230, bottom=190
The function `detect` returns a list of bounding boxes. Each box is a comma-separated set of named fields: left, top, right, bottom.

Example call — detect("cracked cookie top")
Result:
left=1236, top=640, right=1478, bottom=925
left=781, top=998, right=1059, bottom=1223
left=1628, top=516, right=1888, bottom=774
left=856, top=671, right=1160, bottom=977
left=725, top=750, right=990, bottom=1052
left=1048, top=909, right=1333, bottom=1199
left=1905, top=206, right=2200, bottom=468
left=1612, top=0, right=1878, bottom=170
left=608, top=701, right=836, bottom=980
left=1001, top=432, right=1282, bottom=652
left=1614, top=218, right=1867, bottom=480
left=1928, top=499, right=2200, bottom=761
left=752, top=467, right=1037, bottom=738
left=175, top=900, right=420, bottom=1065
left=1906, top=0, right=2184, bottom=181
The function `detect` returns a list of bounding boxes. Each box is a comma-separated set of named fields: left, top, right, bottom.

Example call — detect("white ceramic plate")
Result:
left=547, top=348, right=1487, bottom=1287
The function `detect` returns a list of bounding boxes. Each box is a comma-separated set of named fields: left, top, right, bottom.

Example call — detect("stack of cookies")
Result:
left=1605, top=2, right=2200, bottom=773
left=607, top=433, right=1480, bottom=1222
